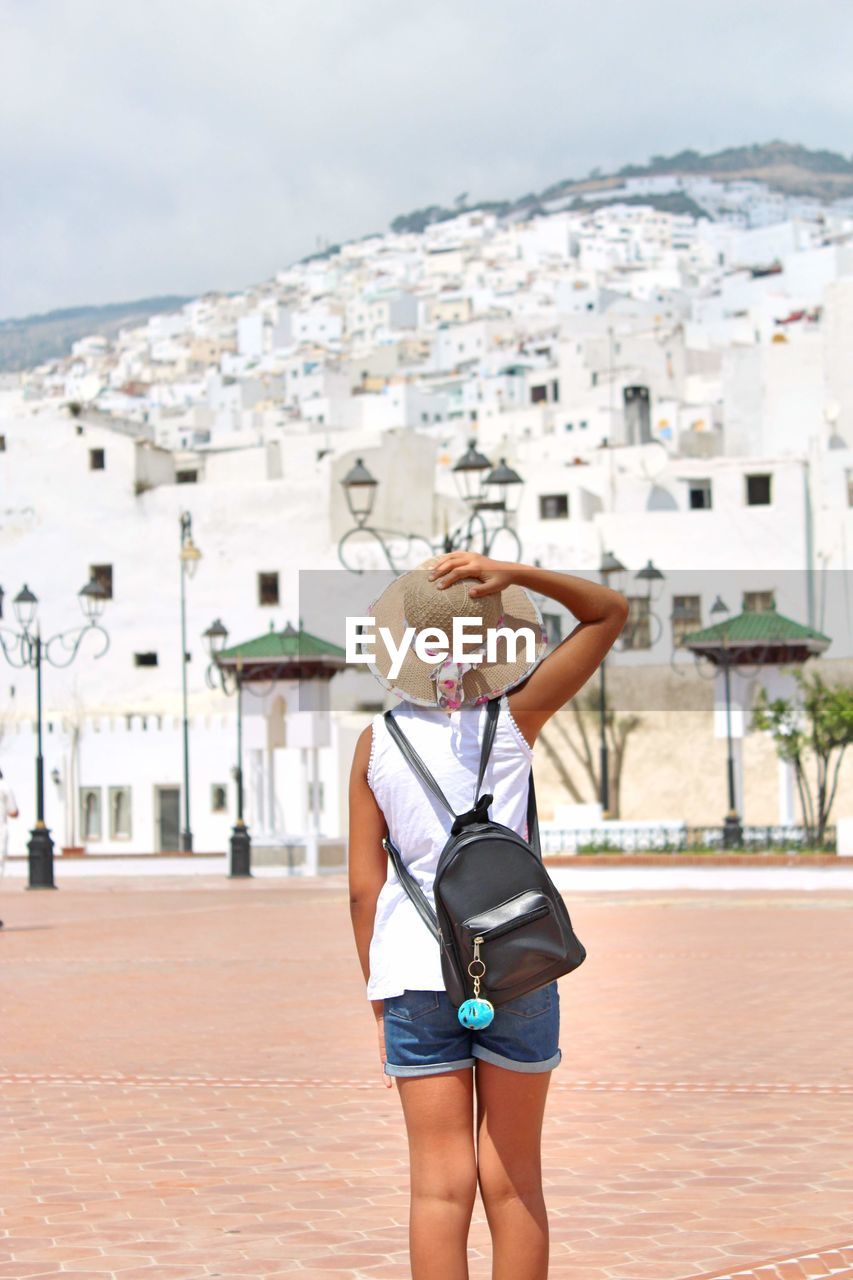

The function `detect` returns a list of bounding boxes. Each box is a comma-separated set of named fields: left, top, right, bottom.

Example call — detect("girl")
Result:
left=349, top=550, right=628, bottom=1280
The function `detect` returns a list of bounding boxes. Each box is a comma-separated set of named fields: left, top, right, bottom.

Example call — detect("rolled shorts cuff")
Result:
left=384, top=1056, right=476, bottom=1077
left=472, top=1044, right=563, bottom=1073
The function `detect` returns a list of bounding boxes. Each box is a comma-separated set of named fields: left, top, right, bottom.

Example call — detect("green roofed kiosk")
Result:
left=682, top=602, right=831, bottom=845
left=210, top=622, right=348, bottom=877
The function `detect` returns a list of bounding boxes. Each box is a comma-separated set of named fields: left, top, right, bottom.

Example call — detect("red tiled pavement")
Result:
left=0, top=876, right=851, bottom=1279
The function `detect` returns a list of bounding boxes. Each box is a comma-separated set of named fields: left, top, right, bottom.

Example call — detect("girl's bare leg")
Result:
left=474, top=1061, right=553, bottom=1280
left=396, top=1068, right=478, bottom=1280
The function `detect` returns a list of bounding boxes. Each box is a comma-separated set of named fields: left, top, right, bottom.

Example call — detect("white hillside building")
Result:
left=6, top=187, right=853, bottom=857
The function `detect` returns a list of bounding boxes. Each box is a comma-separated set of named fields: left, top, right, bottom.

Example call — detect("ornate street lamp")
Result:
left=179, top=512, right=201, bottom=852
left=0, top=578, right=110, bottom=888
left=338, top=441, right=523, bottom=574
left=204, top=618, right=251, bottom=878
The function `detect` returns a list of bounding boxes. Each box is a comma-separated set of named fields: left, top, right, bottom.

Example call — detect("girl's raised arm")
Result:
left=429, top=553, right=629, bottom=745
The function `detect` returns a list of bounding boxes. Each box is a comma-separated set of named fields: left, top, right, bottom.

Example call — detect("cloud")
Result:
left=2, top=0, right=852, bottom=316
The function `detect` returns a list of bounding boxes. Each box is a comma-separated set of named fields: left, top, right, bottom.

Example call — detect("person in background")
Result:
left=0, top=767, right=20, bottom=929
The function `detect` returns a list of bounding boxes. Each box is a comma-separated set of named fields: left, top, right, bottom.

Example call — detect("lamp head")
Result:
left=79, top=578, right=108, bottom=621
left=13, top=584, right=38, bottom=630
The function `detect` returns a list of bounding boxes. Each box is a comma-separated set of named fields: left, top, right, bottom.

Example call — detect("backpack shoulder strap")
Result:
left=382, top=834, right=440, bottom=938
left=474, top=697, right=501, bottom=803
left=383, top=696, right=502, bottom=817
left=383, top=710, right=457, bottom=817
left=527, top=768, right=542, bottom=861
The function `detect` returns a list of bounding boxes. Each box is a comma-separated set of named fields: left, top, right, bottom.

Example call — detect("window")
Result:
left=688, top=479, right=712, bottom=510
left=623, top=596, right=651, bottom=650
left=109, top=787, right=132, bottom=839
left=539, top=493, right=569, bottom=519
left=743, top=590, right=775, bottom=613
left=89, top=448, right=105, bottom=470
left=746, top=473, right=772, bottom=506
left=176, top=470, right=199, bottom=484
left=90, top=564, right=113, bottom=599
left=0, top=435, right=6, bottom=451
left=211, top=784, right=228, bottom=813
left=258, top=572, right=280, bottom=606
left=551, top=379, right=560, bottom=402
left=134, top=652, right=158, bottom=667
left=80, top=787, right=102, bottom=841
left=579, top=419, right=588, bottom=430
left=672, top=595, right=701, bottom=648
left=846, top=469, right=853, bottom=507
left=531, top=385, right=548, bottom=404
left=565, top=422, right=574, bottom=432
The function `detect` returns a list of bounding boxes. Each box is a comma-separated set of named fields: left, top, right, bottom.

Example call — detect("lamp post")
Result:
left=203, top=619, right=251, bottom=878
left=595, top=553, right=666, bottom=815
left=0, top=578, right=109, bottom=888
left=709, top=595, right=743, bottom=849
left=179, top=512, right=202, bottom=852
left=202, top=619, right=249, bottom=880
left=597, top=550, right=625, bottom=814
left=338, top=440, right=524, bottom=574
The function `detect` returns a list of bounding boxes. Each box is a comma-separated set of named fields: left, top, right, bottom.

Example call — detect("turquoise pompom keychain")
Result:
left=458, top=935, right=495, bottom=1028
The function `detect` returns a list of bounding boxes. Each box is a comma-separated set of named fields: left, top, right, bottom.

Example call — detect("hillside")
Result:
left=0, top=296, right=191, bottom=374
left=4, top=142, right=851, bottom=374
left=391, top=140, right=853, bottom=233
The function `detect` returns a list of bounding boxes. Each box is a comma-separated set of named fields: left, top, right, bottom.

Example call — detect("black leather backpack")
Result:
left=381, top=697, right=587, bottom=1009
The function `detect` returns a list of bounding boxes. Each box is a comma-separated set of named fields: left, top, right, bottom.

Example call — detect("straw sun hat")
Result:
left=366, top=557, right=549, bottom=711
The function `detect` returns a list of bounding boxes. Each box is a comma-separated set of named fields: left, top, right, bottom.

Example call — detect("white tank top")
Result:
left=365, top=694, right=534, bottom=1000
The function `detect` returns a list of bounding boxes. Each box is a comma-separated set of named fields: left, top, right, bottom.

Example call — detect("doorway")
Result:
left=155, top=786, right=181, bottom=852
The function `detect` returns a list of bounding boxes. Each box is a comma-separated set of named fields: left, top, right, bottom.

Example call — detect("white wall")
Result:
left=0, top=709, right=360, bottom=856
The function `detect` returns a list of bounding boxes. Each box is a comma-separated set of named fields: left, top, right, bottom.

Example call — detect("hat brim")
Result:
left=366, top=568, right=549, bottom=707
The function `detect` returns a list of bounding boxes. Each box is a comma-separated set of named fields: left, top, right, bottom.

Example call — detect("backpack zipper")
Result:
left=475, top=902, right=550, bottom=942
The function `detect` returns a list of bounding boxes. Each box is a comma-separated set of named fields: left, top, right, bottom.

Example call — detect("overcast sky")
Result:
left=3, top=0, right=852, bottom=318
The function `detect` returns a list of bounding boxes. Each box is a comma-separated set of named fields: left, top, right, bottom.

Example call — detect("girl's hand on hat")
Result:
left=428, top=552, right=514, bottom=596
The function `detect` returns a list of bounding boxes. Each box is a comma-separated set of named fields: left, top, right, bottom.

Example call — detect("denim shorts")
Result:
left=382, top=980, right=561, bottom=1078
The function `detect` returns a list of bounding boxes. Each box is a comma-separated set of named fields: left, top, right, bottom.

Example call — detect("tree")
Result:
left=751, top=669, right=853, bottom=841
left=539, top=688, right=641, bottom=817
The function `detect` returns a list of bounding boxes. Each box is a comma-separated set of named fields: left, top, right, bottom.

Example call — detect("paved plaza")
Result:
left=0, top=874, right=851, bottom=1280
